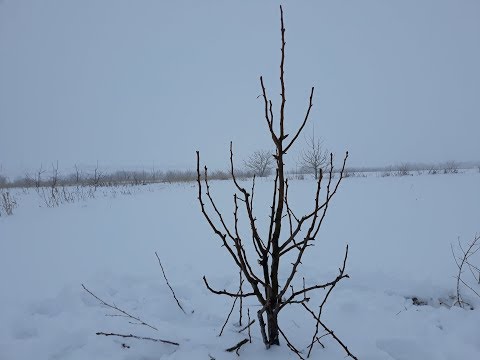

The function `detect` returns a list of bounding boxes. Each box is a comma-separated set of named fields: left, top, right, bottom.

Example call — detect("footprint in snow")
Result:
left=28, top=298, right=63, bottom=317
left=11, top=323, right=38, bottom=340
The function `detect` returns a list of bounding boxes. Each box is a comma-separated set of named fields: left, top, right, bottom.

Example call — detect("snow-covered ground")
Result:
left=1, top=171, right=479, bottom=359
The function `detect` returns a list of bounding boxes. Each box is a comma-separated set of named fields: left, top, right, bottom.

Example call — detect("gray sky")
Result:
left=1, top=0, right=479, bottom=177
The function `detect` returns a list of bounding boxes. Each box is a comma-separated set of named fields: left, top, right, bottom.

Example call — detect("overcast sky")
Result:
left=1, top=0, right=479, bottom=177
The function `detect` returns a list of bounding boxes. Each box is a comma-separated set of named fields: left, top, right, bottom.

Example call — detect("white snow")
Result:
left=1, top=171, right=479, bottom=359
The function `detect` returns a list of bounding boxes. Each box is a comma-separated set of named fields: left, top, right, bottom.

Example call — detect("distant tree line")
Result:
left=0, top=159, right=478, bottom=190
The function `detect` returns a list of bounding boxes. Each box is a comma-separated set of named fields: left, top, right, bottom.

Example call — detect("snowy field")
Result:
left=1, top=171, right=479, bottom=360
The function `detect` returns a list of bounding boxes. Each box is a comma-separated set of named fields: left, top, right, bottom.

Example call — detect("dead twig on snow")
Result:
left=96, top=332, right=179, bottom=346
left=155, top=251, right=187, bottom=314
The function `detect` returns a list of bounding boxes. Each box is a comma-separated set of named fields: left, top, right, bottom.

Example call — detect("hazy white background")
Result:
left=1, top=0, right=479, bottom=176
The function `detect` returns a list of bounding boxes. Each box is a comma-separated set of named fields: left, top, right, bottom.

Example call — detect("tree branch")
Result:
left=82, top=284, right=158, bottom=331
left=155, top=252, right=187, bottom=314
left=96, top=332, right=179, bottom=346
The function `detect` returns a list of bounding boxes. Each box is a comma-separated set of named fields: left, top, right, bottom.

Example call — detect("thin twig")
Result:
left=247, top=309, right=253, bottom=343
left=203, top=276, right=255, bottom=298
left=238, top=318, right=256, bottom=334
left=278, top=326, right=305, bottom=360
left=239, top=271, right=243, bottom=326
left=302, top=303, right=358, bottom=360
left=306, top=245, right=349, bottom=357
left=155, top=252, right=187, bottom=314
left=96, top=332, right=179, bottom=346
left=451, top=234, right=480, bottom=308
left=225, top=338, right=249, bottom=355
left=219, top=280, right=243, bottom=336
left=82, top=284, right=158, bottom=331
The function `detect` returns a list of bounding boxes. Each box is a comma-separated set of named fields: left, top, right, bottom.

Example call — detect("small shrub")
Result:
left=443, top=161, right=459, bottom=174
left=395, top=163, right=411, bottom=177
left=451, top=235, right=480, bottom=309
left=0, top=190, right=17, bottom=216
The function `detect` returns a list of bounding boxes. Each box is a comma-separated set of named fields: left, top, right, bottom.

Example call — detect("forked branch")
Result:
left=82, top=284, right=158, bottom=331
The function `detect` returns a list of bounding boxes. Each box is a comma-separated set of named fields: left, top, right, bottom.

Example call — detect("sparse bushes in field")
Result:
left=443, top=161, right=459, bottom=174
left=209, top=170, right=230, bottom=181
left=395, top=163, right=412, bottom=177
left=163, top=170, right=197, bottom=183
left=381, top=166, right=393, bottom=177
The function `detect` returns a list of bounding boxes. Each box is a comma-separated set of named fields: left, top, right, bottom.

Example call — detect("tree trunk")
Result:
left=266, top=307, right=280, bottom=346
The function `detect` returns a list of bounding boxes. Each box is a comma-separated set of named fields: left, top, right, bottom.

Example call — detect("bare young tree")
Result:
left=196, top=6, right=355, bottom=358
left=35, top=165, right=46, bottom=190
left=244, top=150, right=275, bottom=177
left=90, top=161, right=103, bottom=190
left=427, top=165, right=438, bottom=175
left=443, top=160, right=459, bottom=174
left=0, top=174, right=8, bottom=188
left=451, top=234, right=480, bottom=309
left=395, top=163, right=411, bottom=177
left=38, top=161, right=60, bottom=207
left=299, top=130, right=328, bottom=180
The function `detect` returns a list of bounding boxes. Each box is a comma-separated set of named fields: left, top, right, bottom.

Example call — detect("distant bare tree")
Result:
left=0, top=174, right=8, bottom=188
left=40, top=161, right=60, bottom=207
left=443, top=161, right=459, bottom=174
left=74, top=164, right=81, bottom=185
left=91, top=161, right=103, bottom=190
left=244, top=150, right=274, bottom=177
left=395, top=163, right=412, bottom=177
left=35, top=165, right=46, bottom=190
left=299, top=131, right=328, bottom=179
left=427, top=165, right=438, bottom=175
left=0, top=165, right=7, bottom=188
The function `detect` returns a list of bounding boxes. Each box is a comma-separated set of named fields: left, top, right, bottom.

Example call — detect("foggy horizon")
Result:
left=1, top=0, right=479, bottom=178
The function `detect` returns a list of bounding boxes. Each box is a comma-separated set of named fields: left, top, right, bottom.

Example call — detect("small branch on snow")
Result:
left=278, top=326, right=305, bottom=360
left=225, top=338, right=249, bottom=355
left=96, top=332, right=179, bottom=346
left=155, top=251, right=187, bottom=314
left=302, top=303, right=358, bottom=360
left=81, top=284, right=158, bottom=331
left=238, top=318, right=255, bottom=334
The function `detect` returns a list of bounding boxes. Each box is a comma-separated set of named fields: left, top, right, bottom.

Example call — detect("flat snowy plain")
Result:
left=1, top=170, right=479, bottom=359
